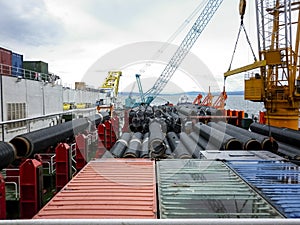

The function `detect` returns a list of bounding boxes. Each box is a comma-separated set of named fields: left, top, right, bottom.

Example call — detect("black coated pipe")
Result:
left=123, top=132, right=143, bottom=158
left=87, top=113, right=103, bottom=127
left=10, top=118, right=90, bottom=158
left=166, top=132, right=180, bottom=152
left=140, top=133, right=149, bottom=158
left=278, top=141, right=300, bottom=160
left=0, top=142, right=16, bottom=170
left=110, top=132, right=131, bottom=158
left=218, top=121, right=278, bottom=152
left=174, top=141, right=192, bottom=159
left=166, top=132, right=191, bottom=158
left=193, top=122, right=242, bottom=150
left=189, top=132, right=218, bottom=150
left=208, top=122, right=261, bottom=150
left=99, top=111, right=110, bottom=122
left=163, top=138, right=174, bottom=159
left=177, top=106, right=197, bottom=117
left=250, top=123, right=300, bottom=148
left=149, top=119, right=167, bottom=158
left=180, top=132, right=203, bottom=158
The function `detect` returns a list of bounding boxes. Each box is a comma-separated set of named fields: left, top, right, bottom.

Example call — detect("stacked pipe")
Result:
left=123, top=132, right=143, bottom=158
left=110, top=132, right=132, bottom=158
left=193, top=122, right=242, bottom=150
left=250, top=123, right=300, bottom=158
left=177, top=104, right=223, bottom=117
left=128, top=105, right=181, bottom=134
left=148, top=119, right=167, bottom=158
left=0, top=114, right=102, bottom=170
left=208, top=122, right=262, bottom=150
left=166, top=132, right=186, bottom=159
left=140, top=133, right=150, bottom=158
left=217, top=121, right=278, bottom=152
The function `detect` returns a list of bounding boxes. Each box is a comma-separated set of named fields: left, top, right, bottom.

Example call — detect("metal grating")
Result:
left=33, top=159, right=157, bottom=219
left=226, top=160, right=300, bottom=218
left=157, top=159, right=283, bottom=219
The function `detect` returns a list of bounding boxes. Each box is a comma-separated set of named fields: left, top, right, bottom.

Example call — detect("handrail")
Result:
left=0, top=108, right=97, bottom=125
left=0, top=219, right=299, bottom=225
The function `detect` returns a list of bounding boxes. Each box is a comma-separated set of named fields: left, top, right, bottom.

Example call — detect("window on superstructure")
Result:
left=7, top=103, right=26, bottom=129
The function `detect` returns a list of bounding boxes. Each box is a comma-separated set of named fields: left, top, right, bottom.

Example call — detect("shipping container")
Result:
left=157, top=159, right=283, bottom=219
left=201, top=150, right=284, bottom=161
left=23, top=61, right=48, bottom=80
left=226, top=160, right=300, bottom=218
left=75, top=82, right=86, bottom=90
left=33, top=158, right=157, bottom=219
left=11, top=52, right=23, bottom=77
left=0, top=47, right=12, bottom=75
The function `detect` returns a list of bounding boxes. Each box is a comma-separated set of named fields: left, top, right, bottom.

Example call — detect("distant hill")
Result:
left=119, top=90, right=244, bottom=96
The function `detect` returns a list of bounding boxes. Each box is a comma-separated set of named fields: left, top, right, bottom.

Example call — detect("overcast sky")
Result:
left=0, top=0, right=258, bottom=92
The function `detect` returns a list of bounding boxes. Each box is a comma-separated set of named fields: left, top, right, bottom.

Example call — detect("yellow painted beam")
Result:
left=224, top=60, right=266, bottom=78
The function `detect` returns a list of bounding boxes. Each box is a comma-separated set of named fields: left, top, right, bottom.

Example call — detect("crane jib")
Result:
left=143, top=0, right=224, bottom=103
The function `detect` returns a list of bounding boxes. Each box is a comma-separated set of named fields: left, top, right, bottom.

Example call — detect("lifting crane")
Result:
left=224, top=0, right=300, bottom=130
left=96, top=71, right=122, bottom=113
left=136, top=0, right=223, bottom=105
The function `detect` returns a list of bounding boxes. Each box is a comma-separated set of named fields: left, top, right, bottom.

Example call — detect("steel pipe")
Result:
left=163, top=138, right=174, bottom=159
left=166, top=132, right=192, bottom=159
left=173, top=141, right=192, bottom=159
left=278, top=142, right=300, bottom=160
left=10, top=118, right=90, bottom=158
left=177, top=106, right=197, bottom=117
left=149, top=119, right=167, bottom=158
left=110, top=132, right=131, bottom=158
left=208, top=122, right=261, bottom=150
left=189, top=132, right=218, bottom=150
left=250, top=123, right=300, bottom=148
left=0, top=142, right=16, bottom=170
left=218, top=121, right=278, bottom=151
left=180, top=132, right=203, bottom=158
left=123, top=132, right=143, bottom=158
left=140, top=133, right=150, bottom=158
left=193, top=123, right=242, bottom=150
left=166, top=132, right=180, bottom=152
left=87, top=113, right=103, bottom=128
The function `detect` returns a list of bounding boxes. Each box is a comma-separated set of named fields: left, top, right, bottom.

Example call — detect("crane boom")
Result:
left=143, top=0, right=223, bottom=103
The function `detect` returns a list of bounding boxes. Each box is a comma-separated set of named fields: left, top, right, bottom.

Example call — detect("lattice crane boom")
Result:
left=143, top=0, right=223, bottom=103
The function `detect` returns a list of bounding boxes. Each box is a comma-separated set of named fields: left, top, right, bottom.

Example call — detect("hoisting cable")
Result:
left=128, top=1, right=207, bottom=100
left=138, top=0, right=206, bottom=74
left=227, top=0, right=257, bottom=72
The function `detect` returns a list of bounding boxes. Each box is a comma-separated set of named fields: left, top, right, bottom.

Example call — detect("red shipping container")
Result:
left=0, top=47, right=12, bottom=75
left=33, top=159, right=157, bottom=219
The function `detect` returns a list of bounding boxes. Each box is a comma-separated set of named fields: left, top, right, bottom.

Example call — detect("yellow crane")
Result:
left=225, top=0, right=300, bottom=130
left=100, top=71, right=122, bottom=98
left=96, top=71, right=122, bottom=114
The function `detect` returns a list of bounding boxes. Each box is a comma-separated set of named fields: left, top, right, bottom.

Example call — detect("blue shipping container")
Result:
left=11, top=52, right=23, bottom=77
left=226, top=160, right=300, bottom=218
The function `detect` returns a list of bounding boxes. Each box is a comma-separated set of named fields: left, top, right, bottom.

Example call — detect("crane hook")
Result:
left=239, top=0, right=246, bottom=20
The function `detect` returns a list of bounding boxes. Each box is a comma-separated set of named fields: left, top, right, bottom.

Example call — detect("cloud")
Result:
left=0, top=0, right=65, bottom=46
